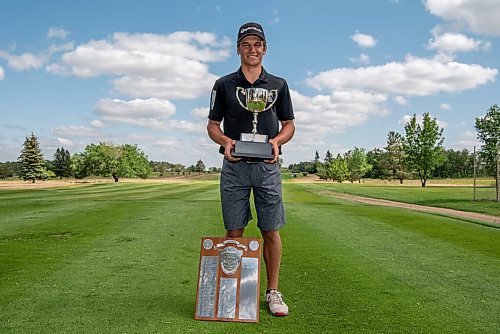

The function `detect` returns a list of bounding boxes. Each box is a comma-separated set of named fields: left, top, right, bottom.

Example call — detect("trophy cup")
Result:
left=233, top=87, right=278, bottom=160
left=195, top=237, right=262, bottom=323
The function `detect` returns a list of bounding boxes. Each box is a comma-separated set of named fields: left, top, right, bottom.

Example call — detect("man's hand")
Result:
left=224, top=138, right=242, bottom=162
left=207, top=119, right=241, bottom=162
left=263, top=120, right=295, bottom=164
left=264, top=138, right=279, bottom=164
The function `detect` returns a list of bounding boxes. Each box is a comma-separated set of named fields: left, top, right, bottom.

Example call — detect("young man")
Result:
left=207, top=22, right=295, bottom=317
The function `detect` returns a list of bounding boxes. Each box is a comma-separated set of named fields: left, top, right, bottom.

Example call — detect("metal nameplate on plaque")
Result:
left=195, top=237, right=262, bottom=323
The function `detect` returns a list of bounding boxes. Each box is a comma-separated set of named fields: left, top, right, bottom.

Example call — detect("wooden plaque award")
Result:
left=195, top=237, right=262, bottom=323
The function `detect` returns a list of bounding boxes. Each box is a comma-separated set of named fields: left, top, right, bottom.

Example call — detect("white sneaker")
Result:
left=266, top=289, right=289, bottom=317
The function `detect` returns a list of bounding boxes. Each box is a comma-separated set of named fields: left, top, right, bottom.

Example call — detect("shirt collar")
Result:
left=237, top=66, right=268, bottom=84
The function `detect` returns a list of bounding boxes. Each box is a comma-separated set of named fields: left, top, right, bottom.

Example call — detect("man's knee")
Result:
left=226, top=228, right=245, bottom=238
left=261, top=230, right=281, bottom=244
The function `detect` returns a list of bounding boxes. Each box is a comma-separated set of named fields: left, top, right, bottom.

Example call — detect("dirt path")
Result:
left=325, top=191, right=499, bottom=225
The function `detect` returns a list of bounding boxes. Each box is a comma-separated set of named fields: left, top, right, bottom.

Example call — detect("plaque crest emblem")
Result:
left=219, top=246, right=243, bottom=275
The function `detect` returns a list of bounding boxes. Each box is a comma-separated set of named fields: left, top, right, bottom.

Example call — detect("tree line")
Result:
left=2, top=105, right=498, bottom=194
left=1, top=138, right=215, bottom=183
left=289, top=105, right=499, bottom=192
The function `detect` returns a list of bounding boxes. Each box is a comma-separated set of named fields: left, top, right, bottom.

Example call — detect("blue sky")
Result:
left=1, top=0, right=499, bottom=168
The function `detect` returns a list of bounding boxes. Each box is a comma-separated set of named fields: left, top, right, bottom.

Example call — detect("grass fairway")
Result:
left=0, top=181, right=499, bottom=333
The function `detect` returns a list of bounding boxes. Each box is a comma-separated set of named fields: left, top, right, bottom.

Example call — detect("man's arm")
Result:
left=207, top=119, right=241, bottom=162
left=266, top=120, right=295, bottom=164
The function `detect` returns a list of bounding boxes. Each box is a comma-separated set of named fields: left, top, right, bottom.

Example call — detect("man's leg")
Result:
left=261, top=229, right=282, bottom=290
left=261, top=229, right=288, bottom=316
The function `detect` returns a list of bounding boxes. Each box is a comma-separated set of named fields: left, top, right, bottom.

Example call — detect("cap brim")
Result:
left=238, top=33, right=265, bottom=43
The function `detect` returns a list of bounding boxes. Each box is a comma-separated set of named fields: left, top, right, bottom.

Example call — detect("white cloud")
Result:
left=53, top=125, right=102, bottom=137
left=349, top=54, right=370, bottom=64
left=57, top=138, right=75, bottom=147
left=124, top=134, right=181, bottom=148
left=427, top=31, right=490, bottom=53
left=393, top=96, right=409, bottom=105
left=0, top=66, right=4, bottom=79
left=94, top=98, right=176, bottom=129
left=166, top=119, right=205, bottom=134
left=290, top=89, right=389, bottom=151
left=305, top=55, right=497, bottom=96
left=0, top=43, right=73, bottom=71
left=191, top=107, right=209, bottom=119
left=425, top=0, right=500, bottom=36
left=47, top=42, right=74, bottom=54
left=48, top=32, right=230, bottom=100
left=48, top=27, right=70, bottom=39
left=452, top=131, right=480, bottom=151
left=440, top=103, right=452, bottom=110
left=399, top=114, right=448, bottom=128
left=93, top=98, right=206, bottom=133
left=351, top=32, right=377, bottom=48
left=90, top=119, right=105, bottom=128
left=0, top=51, right=46, bottom=70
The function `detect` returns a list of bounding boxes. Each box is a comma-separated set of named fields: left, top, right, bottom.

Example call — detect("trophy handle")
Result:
left=236, top=87, right=249, bottom=111
left=263, top=89, right=278, bottom=111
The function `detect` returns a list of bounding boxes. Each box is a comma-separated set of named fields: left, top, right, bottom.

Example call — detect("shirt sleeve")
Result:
left=208, top=80, right=225, bottom=122
left=276, top=80, right=295, bottom=121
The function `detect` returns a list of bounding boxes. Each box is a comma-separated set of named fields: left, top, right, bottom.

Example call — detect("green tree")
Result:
left=195, top=159, right=206, bottom=174
left=288, top=161, right=316, bottom=175
left=18, top=132, right=46, bottom=183
left=403, top=113, right=445, bottom=187
left=73, top=143, right=152, bottom=182
left=366, top=148, right=389, bottom=179
left=433, top=149, right=473, bottom=178
left=345, top=147, right=372, bottom=183
left=313, top=150, right=320, bottom=174
left=329, top=154, right=349, bottom=183
left=385, top=131, right=410, bottom=184
left=71, top=153, right=87, bottom=179
left=53, top=147, right=72, bottom=179
left=117, top=144, right=152, bottom=179
left=475, top=104, right=500, bottom=201
left=316, top=164, right=330, bottom=181
left=0, top=162, right=15, bottom=180
left=324, top=150, right=333, bottom=163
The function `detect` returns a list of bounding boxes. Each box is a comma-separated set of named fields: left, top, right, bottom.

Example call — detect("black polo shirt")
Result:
left=208, top=67, right=294, bottom=155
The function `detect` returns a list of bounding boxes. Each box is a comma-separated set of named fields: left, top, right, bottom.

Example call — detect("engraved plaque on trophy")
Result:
left=232, top=87, right=278, bottom=160
left=195, top=237, right=262, bottom=323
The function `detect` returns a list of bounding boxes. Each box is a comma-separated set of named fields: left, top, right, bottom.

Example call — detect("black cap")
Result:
left=237, top=22, right=266, bottom=43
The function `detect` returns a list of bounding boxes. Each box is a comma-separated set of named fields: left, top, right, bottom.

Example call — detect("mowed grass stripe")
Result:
left=295, top=184, right=500, bottom=257
left=279, top=184, right=499, bottom=333
left=0, top=183, right=192, bottom=233
left=0, top=182, right=190, bottom=201
left=1, top=182, right=498, bottom=333
left=0, top=182, right=223, bottom=333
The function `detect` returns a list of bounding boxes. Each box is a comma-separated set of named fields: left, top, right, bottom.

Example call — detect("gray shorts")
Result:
left=220, top=159, right=286, bottom=232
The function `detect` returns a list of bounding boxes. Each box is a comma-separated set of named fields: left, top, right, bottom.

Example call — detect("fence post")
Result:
left=496, top=143, right=499, bottom=202
left=473, top=146, right=476, bottom=202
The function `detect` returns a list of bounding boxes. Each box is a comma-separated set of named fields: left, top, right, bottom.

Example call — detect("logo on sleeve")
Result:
left=210, top=90, right=217, bottom=110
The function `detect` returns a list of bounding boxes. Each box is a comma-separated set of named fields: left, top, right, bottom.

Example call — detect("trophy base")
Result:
left=233, top=141, right=274, bottom=160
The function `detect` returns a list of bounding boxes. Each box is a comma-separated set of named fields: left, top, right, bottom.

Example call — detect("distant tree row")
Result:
left=150, top=160, right=220, bottom=176
left=289, top=105, right=499, bottom=192
left=2, top=137, right=215, bottom=183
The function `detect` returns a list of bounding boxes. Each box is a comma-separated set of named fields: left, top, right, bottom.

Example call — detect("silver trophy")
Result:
left=233, top=87, right=278, bottom=160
